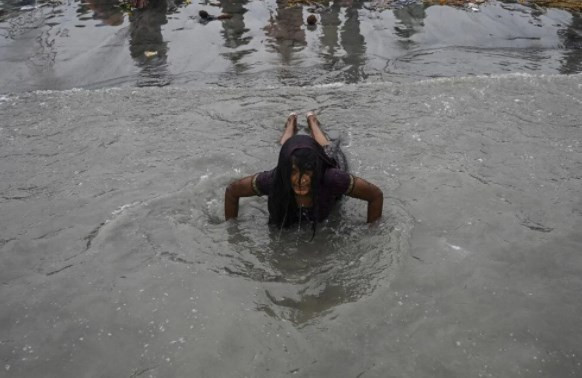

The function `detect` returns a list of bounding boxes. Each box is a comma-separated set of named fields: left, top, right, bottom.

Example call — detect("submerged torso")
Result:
left=253, top=167, right=354, bottom=222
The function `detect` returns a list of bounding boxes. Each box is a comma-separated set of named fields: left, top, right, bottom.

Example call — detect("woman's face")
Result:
left=290, top=163, right=313, bottom=196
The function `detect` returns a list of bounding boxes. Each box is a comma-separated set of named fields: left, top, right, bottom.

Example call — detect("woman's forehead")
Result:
left=291, top=163, right=313, bottom=172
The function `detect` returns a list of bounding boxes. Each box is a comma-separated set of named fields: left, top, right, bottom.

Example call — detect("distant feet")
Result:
left=306, top=111, right=330, bottom=146
left=285, top=112, right=298, bottom=134
left=280, top=112, right=298, bottom=145
left=306, top=111, right=319, bottom=131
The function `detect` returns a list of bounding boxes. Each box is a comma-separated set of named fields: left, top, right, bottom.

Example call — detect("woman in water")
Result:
left=224, top=112, right=383, bottom=232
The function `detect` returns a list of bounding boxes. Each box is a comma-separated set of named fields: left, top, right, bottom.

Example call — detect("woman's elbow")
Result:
left=370, top=186, right=383, bottom=202
left=225, top=183, right=239, bottom=200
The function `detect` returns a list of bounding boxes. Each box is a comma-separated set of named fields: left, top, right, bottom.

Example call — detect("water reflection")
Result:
left=226, top=221, right=357, bottom=325
left=318, top=0, right=367, bottom=83
left=129, top=0, right=170, bottom=86
left=10, top=0, right=578, bottom=91
left=264, top=0, right=306, bottom=64
left=559, top=12, right=582, bottom=74
left=319, top=1, right=342, bottom=70
left=82, top=0, right=124, bottom=26
left=393, top=2, right=425, bottom=41
left=338, top=0, right=366, bottom=82
left=74, top=0, right=171, bottom=85
left=225, top=209, right=405, bottom=326
left=218, top=0, right=252, bottom=71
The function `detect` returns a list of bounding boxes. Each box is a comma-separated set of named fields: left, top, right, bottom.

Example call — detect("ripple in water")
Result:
left=87, top=174, right=412, bottom=326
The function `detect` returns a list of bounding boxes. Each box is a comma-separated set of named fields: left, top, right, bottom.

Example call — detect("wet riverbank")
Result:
left=1, top=0, right=581, bottom=92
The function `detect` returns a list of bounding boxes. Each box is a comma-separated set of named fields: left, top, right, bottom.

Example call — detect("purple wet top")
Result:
left=252, top=167, right=354, bottom=222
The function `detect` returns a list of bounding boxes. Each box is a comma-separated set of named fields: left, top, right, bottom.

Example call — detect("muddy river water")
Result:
left=1, top=0, right=581, bottom=377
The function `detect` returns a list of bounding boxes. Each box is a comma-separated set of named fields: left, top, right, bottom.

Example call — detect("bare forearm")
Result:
left=224, top=186, right=240, bottom=220
left=224, top=176, right=256, bottom=220
left=348, top=177, right=383, bottom=223
left=367, top=195, right=383, bottom=223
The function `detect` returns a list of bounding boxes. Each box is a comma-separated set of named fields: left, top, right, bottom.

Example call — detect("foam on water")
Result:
left=2, top=71, right=576, bottom=99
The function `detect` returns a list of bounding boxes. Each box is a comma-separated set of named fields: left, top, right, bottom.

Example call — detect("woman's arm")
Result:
left=225, top=175, right=257, bottom=220
left=347, top=177, right=383, bottom=223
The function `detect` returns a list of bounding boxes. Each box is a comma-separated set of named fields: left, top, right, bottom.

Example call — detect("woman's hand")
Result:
left=224, top=175, right=257, bottom=220
left=347, top=177, right=383, bottom=223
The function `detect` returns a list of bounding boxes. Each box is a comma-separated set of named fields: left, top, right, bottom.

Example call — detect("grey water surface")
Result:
left=1, top=74, right=581, bottom=377
left=1, top=0, right=582, bottom=377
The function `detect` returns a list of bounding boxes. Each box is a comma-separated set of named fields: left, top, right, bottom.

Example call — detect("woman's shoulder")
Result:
left=322, top=168, right=354, bottom=195
left=253, top=168, right=276, bottom=196
left=323, top=167, right=350, bottom=180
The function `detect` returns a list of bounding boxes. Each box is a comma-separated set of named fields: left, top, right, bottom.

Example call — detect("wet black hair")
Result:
left=268, top=137, right=334, bottom=238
